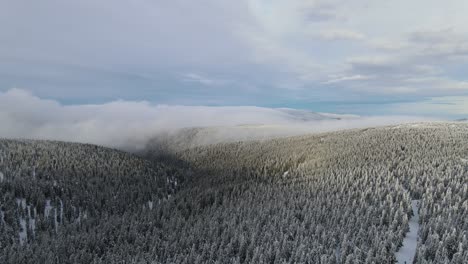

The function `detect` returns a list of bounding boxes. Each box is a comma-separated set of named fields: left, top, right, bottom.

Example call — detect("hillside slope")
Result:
left=168, top=123, right=468, bottom=263
left=143, top=109, right=360, bottom=155
left=1, top=123, right=468, bottom=263
left=0, top=140, right=186, bottom=263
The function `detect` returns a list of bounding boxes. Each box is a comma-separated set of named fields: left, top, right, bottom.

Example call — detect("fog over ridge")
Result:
left=0, top=88, right=437, bottom=150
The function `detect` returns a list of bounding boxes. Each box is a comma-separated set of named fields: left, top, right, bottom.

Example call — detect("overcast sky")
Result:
left=1, top=0, right=468, bottom=117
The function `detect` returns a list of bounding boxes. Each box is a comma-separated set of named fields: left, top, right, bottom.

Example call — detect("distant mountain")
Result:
left=275, top=108, right=359, bottom=121
left=144, top=110, right=359, bottom=155
left=456, top=118, right=468, bottom=122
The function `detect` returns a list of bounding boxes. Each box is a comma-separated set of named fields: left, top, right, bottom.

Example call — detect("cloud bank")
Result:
left=0, top=89, right=437, bottom=151
left=1, top=1, right=468, bottom=116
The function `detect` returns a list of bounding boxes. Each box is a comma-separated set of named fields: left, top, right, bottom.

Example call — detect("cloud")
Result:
left=1, top=0, right=468, bottom=115
left=0, top=0, right=249, bottom=67
left=323, top=75, right=372, bottom=84
left=239, top=0, right=468, bottom=99
left=182, top=73, right=220, bottom=86
left=408, top=28, right=456, bottom=43
left=0, top=89, right=436, bottom=151
left=317, top=29, right=365, bottom=41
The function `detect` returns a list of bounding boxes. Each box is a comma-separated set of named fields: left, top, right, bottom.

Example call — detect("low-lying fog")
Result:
left=0, top=89, right=437, bottom=151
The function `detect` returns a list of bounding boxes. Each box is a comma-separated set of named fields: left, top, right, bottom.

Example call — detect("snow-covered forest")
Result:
left=0, top=140, right=184, bottom=263
left=1, top=123, right=467, bottom=263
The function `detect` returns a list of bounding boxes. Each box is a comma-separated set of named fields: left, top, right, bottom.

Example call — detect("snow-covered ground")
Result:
left=396, top=200, right=420, bottom=264
left=18, top=218, right=27, bottom=246
left=44, top=199, right=52, bottom=218
left=0, top=209, right=5, bottom=225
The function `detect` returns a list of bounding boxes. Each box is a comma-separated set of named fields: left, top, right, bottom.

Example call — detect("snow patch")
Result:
left=16, top=198, right=26, bottom=210
left=148, top=201, right=154, bottom=210
left=18, top=217, right=27, bottom=246
left=0, top=171, right=4, bottom=182
left=395, top=200, right=420, bottom=264
left=282, top=171, right=289, bottom=178
left=44, top=199, right=52, bottom=218
left=29, top=207, right=36, bottom=236
left=59, top=199, right=63, bottom=225
left=29, top=217, right=36, bottom=236
left=0, top=209, right=5, bottom=225
left=54, top=208, right=58, bottom=233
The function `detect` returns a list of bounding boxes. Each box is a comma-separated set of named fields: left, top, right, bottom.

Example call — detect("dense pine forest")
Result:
left=1, top=123, right=468, bottom=263
left=0, top=140, right=185, bottom=263
left=174, top=123, right=468, bottom=263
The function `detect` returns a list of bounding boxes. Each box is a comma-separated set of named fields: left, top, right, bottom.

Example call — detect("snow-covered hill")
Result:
left=144, top=109, right=434, bottom=155
left=2, top=123, right=467, bottom=263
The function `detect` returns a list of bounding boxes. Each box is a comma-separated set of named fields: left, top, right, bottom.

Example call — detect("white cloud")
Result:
left=323, top=75, right=372, bottom=84
left=239, top=0, right=468, bottom=98
left=1, top=0, right=468, bottom=112
left=0, top=89, right=435, bottom=150
left=408, top=28, right=456, bottom=43
left=317, top=29, right=365, bottom=41
left=182, top=73, right=224, bottom=86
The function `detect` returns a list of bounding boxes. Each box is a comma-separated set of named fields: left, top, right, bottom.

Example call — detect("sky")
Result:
left=1, top=0, right=468, bottom=118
